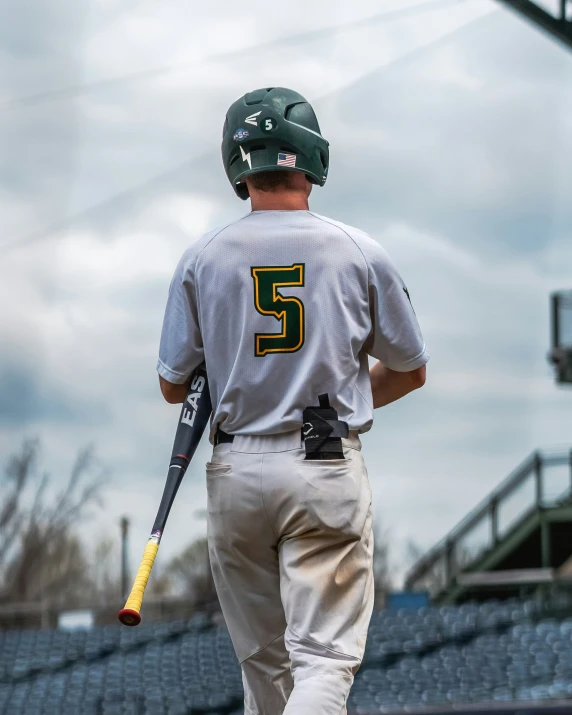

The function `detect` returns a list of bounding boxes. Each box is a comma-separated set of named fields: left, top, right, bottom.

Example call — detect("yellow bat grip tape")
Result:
left=123, top=539, right=159, bottom=614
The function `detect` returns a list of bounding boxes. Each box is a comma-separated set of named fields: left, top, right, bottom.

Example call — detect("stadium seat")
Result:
left=2, top=598, right=572, bottom=713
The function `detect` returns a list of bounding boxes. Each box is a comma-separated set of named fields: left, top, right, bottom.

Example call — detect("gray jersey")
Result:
left=157, top=210, right=429, bottom=436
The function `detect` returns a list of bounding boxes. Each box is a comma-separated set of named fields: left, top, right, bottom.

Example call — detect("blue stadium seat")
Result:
left=2, top=599, right=572, bottom=714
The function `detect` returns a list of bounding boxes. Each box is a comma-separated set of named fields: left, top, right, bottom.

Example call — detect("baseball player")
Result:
left=157, top=87, right=429, bottom=715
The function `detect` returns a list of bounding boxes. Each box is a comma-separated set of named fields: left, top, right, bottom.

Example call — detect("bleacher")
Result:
left=2, top=596, right=572, bottom=714
left=352, top=597, right=572, bottom=712
left=404, top=448, right=572, bottom=605
left=0, top=613, right=243, bottom=714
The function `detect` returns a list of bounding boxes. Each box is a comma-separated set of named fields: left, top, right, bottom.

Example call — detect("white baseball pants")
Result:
left=206, top=430, right=374, bottom=715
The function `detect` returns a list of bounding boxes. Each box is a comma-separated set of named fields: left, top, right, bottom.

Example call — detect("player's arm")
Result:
left=159, top=375, right=190, bottom=404
left=370, top=362, right=426, bottom=408
left=361, top=236, right=430, bottom=407
left=157, top=249, right=204, bottom=401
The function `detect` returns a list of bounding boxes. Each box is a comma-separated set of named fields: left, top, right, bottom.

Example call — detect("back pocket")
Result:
left=206, top=462, right=232, bottom=475
left=295, top=457, right=366, bottom=536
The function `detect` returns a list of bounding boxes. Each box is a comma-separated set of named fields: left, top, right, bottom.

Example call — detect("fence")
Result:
left=0, top=596, right=217, bottom=631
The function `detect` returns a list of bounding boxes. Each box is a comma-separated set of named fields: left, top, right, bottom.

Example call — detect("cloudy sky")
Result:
left=1, top=0, right=571, bottom=586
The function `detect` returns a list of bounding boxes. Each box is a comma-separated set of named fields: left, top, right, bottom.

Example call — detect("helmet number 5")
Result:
left=251, top=264, right=305, bottom=356
left=261, top=117, right=277, bottom=133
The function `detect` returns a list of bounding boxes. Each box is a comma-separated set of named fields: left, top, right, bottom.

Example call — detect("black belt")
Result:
left=214, top=429, right=235, bottom=445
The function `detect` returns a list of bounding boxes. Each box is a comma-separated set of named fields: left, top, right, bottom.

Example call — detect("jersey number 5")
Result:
left=251, top=264, right=305, bottom=356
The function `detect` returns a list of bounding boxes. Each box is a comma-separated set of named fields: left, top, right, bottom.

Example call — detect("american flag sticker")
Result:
left=277, top=152, right=297, bottom=167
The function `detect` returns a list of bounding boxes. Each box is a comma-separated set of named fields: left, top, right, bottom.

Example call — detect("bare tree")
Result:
left=0, top=439, right=107, bottom=607
left=405, top=539, right=449, bottom=596
left=404, top=538, right=475, bottom=597
left=146, top=566, right=173, bottom=600
left=90, top=538, right=121, bottom=604
left=372, top=522, right=394, bottom=607
left=405, top=539, right=425, bottom=567
left=165, top=537, right=218, bottom=611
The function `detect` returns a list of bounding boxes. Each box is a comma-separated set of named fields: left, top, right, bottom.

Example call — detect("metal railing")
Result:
left=494, top=0, right=572, bottom=52
left=404, top=448, right=572, bottom=596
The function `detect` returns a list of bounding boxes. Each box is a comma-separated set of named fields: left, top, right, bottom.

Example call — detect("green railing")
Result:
left=404, top=448, right=572, bottom=596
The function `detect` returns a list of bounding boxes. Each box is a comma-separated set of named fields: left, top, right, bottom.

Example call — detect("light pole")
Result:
left=120, top=517, right=130, bottom=601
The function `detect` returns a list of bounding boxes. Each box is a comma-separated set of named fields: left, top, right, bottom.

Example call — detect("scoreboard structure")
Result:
left=549, top=290, right=572, bottom=386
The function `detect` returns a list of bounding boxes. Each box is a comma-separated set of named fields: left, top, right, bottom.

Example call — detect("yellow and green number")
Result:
left=250, top=264, right=305, bottom=356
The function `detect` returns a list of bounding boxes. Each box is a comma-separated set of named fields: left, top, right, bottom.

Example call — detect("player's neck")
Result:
left=249, top=190, right=309, bottom=212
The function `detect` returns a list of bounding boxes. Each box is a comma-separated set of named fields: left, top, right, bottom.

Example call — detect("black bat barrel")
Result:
left=152, top=364, right=212, bottom=535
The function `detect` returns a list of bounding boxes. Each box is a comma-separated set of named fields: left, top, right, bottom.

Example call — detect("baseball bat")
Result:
left=118, top=363, right=212, bottom=626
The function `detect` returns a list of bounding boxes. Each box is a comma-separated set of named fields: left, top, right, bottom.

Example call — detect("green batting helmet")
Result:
left=221, top=87, right=329, bottom=200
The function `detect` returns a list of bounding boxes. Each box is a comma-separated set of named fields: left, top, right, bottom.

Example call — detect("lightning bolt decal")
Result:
left=240, top=145, right=252, bottom=169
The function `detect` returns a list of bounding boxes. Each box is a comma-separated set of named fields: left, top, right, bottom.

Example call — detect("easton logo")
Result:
left=181, top=373, right=206, bottom=427
left=245, top=111, right=261, bottom=126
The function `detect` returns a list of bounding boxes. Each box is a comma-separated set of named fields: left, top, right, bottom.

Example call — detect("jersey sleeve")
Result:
left=157, top=249, right=204, bottom=384
left=361, top=236, right=429, bottom=372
